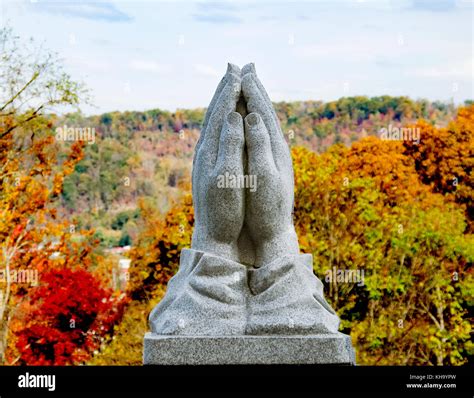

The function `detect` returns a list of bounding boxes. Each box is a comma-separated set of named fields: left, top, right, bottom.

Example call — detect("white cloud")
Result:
left=292, top=41, right=384, bottom=62
left=30, top=1, right=132, bottom=22
left=66, top=56, right=111, bottom=72
left=193, top=63, right=220, bottom=78
left=129, top=60, right=170, bottom=74
left=408, top=58, right=473, bottom=79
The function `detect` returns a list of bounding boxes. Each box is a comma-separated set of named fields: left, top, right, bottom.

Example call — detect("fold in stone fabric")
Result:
left=149, top=249, right=340, bottom=335
left=149, top=249, right=249, bottom=335
left=247, top=253, right=340, bottom=335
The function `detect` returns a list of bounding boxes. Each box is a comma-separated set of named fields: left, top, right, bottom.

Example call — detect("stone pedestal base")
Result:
left=143, top=332, right=355, bottom=365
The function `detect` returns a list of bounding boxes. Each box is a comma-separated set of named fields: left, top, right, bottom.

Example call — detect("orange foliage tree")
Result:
left=128, top=193, right=194, bottom=302
left=0, top=27, right=125, bottom=365
left=403, top=105, right=474, bottom=232
left=292, top=123, right=472, bottom=364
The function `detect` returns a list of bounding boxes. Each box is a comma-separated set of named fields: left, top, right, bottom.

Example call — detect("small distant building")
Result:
left=118, top=258, right=131, bottom=291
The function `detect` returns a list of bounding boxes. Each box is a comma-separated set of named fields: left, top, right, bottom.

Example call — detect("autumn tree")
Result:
left=12, top=268, right=126, bottom=365
left=292, top=139, right=472, bottom=365
left=128, top=192, right=193, bottom=302
left=403, top=105, right=474, bottom=232
left=0, top=27, right=125, bottom=365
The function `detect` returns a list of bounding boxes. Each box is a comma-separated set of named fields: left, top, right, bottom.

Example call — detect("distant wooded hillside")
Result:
left=52, top=96, right=464, bottom=247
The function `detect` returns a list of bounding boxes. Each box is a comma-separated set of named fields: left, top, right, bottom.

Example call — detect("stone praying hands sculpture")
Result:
left=144, top=63, right=355, bottom=364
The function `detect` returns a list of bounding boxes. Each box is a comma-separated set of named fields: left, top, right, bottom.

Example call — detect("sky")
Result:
left=1, top=0, right=473, bottom=115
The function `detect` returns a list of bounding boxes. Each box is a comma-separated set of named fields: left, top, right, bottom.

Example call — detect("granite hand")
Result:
left=191, top=64, right=245, bottom=262
left=240, top=65, right=299, bottom=266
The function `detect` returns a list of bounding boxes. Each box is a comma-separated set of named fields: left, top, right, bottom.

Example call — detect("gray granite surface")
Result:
left=144, top=333, right=355, bottom=365
left=145, top=63, right=356, bottom=365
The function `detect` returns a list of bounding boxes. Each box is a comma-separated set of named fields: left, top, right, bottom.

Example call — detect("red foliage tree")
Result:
left=14, top=268, right=127, bottom=365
